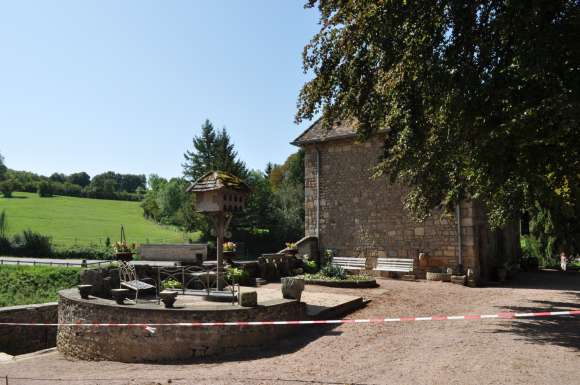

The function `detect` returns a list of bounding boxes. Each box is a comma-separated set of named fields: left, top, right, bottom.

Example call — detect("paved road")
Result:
left=0, top=256, right=177, bottom=267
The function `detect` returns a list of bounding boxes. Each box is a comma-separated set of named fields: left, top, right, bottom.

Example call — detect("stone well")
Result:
left=57, top=289, right=305, bottom=363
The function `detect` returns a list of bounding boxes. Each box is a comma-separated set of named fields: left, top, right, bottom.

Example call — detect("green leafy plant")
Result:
left=225, top=267, right=249, bottom=284
left=303, top=259, right=318, bottom=274
left=320, top=263, right=346, bottom=280
left=11, top=230, right=52, bottom=257
left=161, top=278, right=182, bottom=290
left=37, top=181, right=53, bottom=197
left=0, top=265, right=80, bottom=307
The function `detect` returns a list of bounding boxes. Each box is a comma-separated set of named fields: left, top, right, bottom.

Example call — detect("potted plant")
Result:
left=113, top=225, right=135, bottom=261
left=285, top=242, right=298, bottom=256
left=223, top=241, right=237, bottom=265
left=159, top=290, right=178, bottom=308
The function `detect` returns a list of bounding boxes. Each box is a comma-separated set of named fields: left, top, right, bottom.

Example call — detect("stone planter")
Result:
left=159, top=290, right=178, bottom=308
left=239, top=291, right=258, bottom=307
left=281, top=277, right=305, bottom=301
left=77, top=284, right=93, bottom=299
left=450, top=275, right=466, bottom=285
left=110, top=288, right=129, bottom=305
left=426, top=271, right=451, bottom=282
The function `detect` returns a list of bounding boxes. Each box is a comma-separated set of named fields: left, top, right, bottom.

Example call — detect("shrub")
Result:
left=303, top=259, right=318, bottom=273
left=320, top=263, right=346, bottom=280
left=0, top=181, right=13, bottom=197
left=0, top=265, right=80, bottom=307
left=225, top=267, right=249, bottom=284
left=52, top=244, right=113, bottom=260
left=12, top=230, right=52, bottom=257
left=37, top=181, right=53, bottom=197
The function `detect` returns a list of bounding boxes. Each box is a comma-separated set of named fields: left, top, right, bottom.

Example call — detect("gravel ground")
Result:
left=1, top=270, right=579, bottom=385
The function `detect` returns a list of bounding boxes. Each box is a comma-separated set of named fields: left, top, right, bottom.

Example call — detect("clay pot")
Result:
left=77, top=284, right=93, bottom=299
left=160, top=290, right=178, bottom=308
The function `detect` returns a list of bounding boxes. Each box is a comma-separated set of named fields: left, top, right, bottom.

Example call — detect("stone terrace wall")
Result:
left=0, top=303, right=57, bottom=355
left=303, top=137, right=480, bottom=274
left=57, top=289, right=306, bottom=363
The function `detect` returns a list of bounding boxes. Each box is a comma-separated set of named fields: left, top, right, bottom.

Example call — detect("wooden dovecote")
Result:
left=186, top=171, right=250, bottom=213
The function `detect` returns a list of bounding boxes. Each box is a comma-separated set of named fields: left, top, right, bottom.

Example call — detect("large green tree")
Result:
left=297, top=1, right=580, bottom=230
left=182, top=120, right=248, bottom=181
left=0, top=153, right=7, bottom=182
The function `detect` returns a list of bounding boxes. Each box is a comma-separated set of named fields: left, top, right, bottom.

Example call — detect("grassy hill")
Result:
left=0, top=192, right=199, bottom=247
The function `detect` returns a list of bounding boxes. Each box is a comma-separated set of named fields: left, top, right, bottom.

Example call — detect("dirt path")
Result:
left=1, top=270, right=579, bottom=385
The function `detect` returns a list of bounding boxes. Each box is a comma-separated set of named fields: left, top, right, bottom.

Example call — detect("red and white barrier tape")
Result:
left=0, top=309, right=579, bottom=329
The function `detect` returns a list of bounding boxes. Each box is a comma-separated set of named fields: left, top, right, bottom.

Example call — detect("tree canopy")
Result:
left=182, top=119, right=248, bottom=182
left=0, top=153, right=7, bottom=182
left=297, top=0, right=580, bottom=230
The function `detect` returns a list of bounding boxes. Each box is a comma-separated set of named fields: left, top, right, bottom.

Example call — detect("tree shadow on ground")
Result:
left=484, top=270, right=580, bottom=291
left=488, top=300, right=580, bottom=352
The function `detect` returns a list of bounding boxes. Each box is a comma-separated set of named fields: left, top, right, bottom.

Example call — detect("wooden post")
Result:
left=215, top=212, right=225, bottom=290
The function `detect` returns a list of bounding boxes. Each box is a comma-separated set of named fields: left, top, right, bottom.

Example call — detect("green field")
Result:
left=0, top=192, right=198, bottom=247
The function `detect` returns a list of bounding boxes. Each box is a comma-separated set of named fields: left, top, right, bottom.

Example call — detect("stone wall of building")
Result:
left=303, top=138, right=483, bottom=274
left=0, top=303, right=57, bottom=355
left=57, top=289, right=306, bottom=363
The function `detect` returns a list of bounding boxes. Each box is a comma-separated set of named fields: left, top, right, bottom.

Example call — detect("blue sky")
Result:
left=0, top=1, right=319, bottom=179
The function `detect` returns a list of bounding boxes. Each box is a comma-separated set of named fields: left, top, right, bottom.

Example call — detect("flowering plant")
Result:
left=113, top=241, right=135, bottom=253
left=223, top=242, right=237, bottom=252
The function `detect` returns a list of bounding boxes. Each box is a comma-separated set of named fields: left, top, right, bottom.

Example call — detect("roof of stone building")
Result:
left=186, top=171, right=250, bottom=193
left=291, top=118, right=358, bottom=146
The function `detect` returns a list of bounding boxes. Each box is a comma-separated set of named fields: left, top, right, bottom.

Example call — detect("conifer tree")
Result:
left=182, top=120, right=247, bottom=181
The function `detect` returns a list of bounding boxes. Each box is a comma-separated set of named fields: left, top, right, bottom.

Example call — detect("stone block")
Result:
left=239, top=291, right=258, bottom=307
left=414, top=227, right=425, bottom=237
left=450, top=275, right=466, bottom=285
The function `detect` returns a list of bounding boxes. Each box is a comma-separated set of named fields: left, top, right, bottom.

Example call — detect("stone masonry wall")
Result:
left=0, top=303, right=57, bottom=355
left=57, top=289, right=306, bottom=363
left=303, top=138, right=481, bottom=274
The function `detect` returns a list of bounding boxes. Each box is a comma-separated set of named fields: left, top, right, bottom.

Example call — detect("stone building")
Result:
left=292, top=120, right=520, bottom=280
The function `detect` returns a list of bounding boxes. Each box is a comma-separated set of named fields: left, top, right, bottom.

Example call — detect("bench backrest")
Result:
left=332, top=257, right=366, bottom=269
left=376, top=258, right=414, bottom=272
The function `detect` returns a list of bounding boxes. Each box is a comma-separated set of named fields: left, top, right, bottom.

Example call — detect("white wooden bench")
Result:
left=331, top=257, right=366, bottom=271
left=374, top=258, right=414, bottom=273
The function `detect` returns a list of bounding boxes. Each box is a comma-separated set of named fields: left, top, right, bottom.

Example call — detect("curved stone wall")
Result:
left=57, top=289, right=305, bottom=363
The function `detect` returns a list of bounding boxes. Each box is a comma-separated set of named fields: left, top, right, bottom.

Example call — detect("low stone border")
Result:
left=57, top=289, right=306, bottom=362
left=303, top=278, right=378, bottom=288
left=426, top=272, right=452, bottom=282
left=0, top=302, right=57, bottom=355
